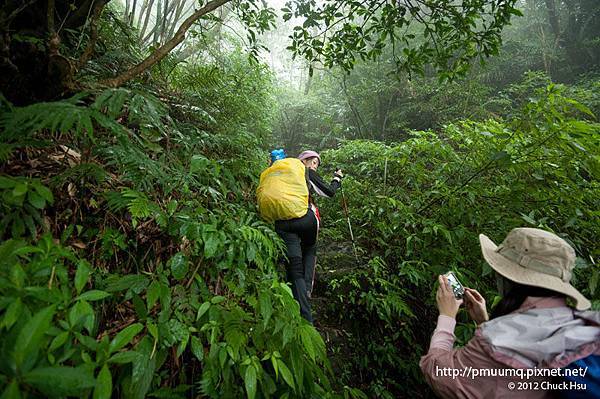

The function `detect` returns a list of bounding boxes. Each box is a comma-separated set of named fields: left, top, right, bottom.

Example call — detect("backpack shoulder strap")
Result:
left=305, top=167, right=314, bottom=205
left=305, top=166, right=310, bottom=186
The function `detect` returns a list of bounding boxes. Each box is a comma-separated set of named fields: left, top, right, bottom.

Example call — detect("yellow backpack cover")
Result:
left=256, top=158, right=309, bottom=222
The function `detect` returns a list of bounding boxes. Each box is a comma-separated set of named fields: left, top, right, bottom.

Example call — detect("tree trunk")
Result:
left=304, top=63, right=313, bottom=95
left=162, top=0, right=179, bottom=44
left=1, top=0, right=107, bottom=104
left=47, top=0, right=56, bottom=32
left=539, top=25, right=551, bottom=74
left=140, top=0, right=155, bottom=37
left=167, top=0, right=187, bottom=40
left=143, top=0, right=178, bottom=46
left=160, top=0, right=169, bottom=44
left=137, top=0, right=148, bottom=27
left=64, top=0, right=99, bottom=30
left=78, top=0, right=107, bottom=68
left=341, top=75, right=365, bottom=138
left=544, top=0, right=560, bottom=39
left=124, top=0, right=131, bottom=22
left=100, top=0, right=232, bottom=88
left=130, top=0, right=138, bottom=24
left=380, top=90, right=395, bottom=141
left=154, top=0, right=162, bottom=44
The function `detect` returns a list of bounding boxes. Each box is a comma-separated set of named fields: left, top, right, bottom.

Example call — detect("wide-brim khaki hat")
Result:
left=479, top=228, right=591, bottom=311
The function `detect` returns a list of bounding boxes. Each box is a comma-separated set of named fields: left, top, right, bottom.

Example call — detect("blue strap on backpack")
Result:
left=558, top=354, right=600, bottom=398
left=270, top=149, right=286, bottom=163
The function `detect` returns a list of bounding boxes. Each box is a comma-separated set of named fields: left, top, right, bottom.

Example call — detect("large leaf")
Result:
left=190, top=336, right=204, bottom=361
left=282, top=325, right=294, bottom=347
left=299, top=325, right=316, bottom=362
left=27, top=190, right=46, bottom=209
left=169, top=253, right=188, bottom=280
left=108, top=351, right=140, bottom=364
left=277, top=359, right=295, bottom=390
left=23, top=366, right=95, bottom=396
left=0, top=380, right=22, bottom=399
left=146, top=281, right=161, bottom=309
left=196, top=301, right=210, bottom=321
left=76, top=290, right=111, bottom=301
left=203, top=233, right=220, bottom=259
left=259, top=291, right=273, bottom=328
left=0, top=176, right=16, bottom=189
left=244, top=365, right=257, bottom=399
left=68, top=299, right=95, bottom=333
left=48, top=331, right=70, bottom=351
left=33, top=183, right=54, bottom=203
left=1, top=298, right=22, bottom=330
left=14, top=305, right=55, bottom=369
left=104, top=274, right=149, bottom=293
left=127, top=337, right=157, bottom=399
left=93, top=364, right=112, bottom=399
left=75, top=260, right=91, bottom=294
left=12, top=183, right=27, bottom=197
left=109, top=323, right=144, bottom=353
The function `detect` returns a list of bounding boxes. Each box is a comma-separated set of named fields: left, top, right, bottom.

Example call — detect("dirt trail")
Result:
left=310, top=239, right=361, bottom=379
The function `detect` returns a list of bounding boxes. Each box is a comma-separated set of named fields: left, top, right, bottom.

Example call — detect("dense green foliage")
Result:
left=314, top=82, right=599, bottom=396
left=0, top=44, right=343, bottom=397
left=274, top=0, right=600, bottom=149
left=1, top=0, right=599, bottom=398
left=284, top=0, right=522, bottom=79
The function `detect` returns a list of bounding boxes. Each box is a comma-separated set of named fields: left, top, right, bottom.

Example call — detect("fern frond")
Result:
left=52, top=163, right=108, bottom=186
left=0, top=144, right=15, bottom=162
left=128, top=91, right=169, bottom=129
left=0, top=93, right=127, bottom=142
left=101, top=143, right=165, bottom=190
left=122, top=188, right=152, bottom=218
left=92, top=88, right=171, bottom=137
left=198, top=368, right=218, bottom=397
left=93, top=88, right=129, bottom=119
left=104, top=191, right=129, bottom=213
left=0, top=93, right=13, bottom=113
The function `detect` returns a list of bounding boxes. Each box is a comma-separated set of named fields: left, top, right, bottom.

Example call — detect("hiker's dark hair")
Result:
left=301, top=156, right=319, bottom=164
left=490, top=282, right=564, bottom=319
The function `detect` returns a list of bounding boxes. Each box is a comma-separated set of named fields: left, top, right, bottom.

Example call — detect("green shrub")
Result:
left=316, top=82, right=600, bottom=397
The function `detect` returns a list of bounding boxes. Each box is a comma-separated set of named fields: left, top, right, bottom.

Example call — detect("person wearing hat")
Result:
left=420, top=227, right=600, bottom=398
left=273, top=150, right=343, bottom=323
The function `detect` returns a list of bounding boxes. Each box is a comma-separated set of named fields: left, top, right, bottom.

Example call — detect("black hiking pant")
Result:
left=275, top=209, right=318, bottom=324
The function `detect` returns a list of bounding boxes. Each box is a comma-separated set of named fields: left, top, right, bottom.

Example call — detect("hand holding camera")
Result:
left=437, top=273, right=489, bottom=323
left=436, top=274, right=463, bottom=319
left=464, top=288, right=489, bottom=325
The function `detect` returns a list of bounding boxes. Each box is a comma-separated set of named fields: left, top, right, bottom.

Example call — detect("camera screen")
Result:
left=445, top=272, right=465, bottom=298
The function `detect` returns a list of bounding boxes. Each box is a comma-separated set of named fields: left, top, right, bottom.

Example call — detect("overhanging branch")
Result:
left=100, top=0, right=232, bottom=88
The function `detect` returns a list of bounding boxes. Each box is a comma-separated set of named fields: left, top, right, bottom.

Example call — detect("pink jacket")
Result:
left=420, top=297, right=600, bottom=399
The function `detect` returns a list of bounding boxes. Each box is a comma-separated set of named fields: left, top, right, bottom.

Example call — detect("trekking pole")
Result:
left=383, top=157, right=388, bottom=196
left=340, top=185, right=359, bottom=262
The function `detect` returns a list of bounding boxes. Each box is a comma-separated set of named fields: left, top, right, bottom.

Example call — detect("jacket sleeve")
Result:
left=419, top=316, right=498, bottom=399
left=307, top=169, right=341, bottom=198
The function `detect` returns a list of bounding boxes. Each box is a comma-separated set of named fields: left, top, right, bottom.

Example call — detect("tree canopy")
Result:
left=2, top=0, right=521, bottom=102
left=284, top=0, right=521, bottom=79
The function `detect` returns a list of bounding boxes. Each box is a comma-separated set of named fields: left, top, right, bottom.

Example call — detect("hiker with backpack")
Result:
left=420, top=227, right=600, bottom=399
left=257, top=149, right=343, bottom=323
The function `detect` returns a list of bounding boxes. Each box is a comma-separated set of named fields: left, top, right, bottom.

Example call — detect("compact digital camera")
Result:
left=444, top=271, right=465, bottom=299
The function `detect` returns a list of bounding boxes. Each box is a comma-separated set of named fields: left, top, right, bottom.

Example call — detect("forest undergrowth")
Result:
left=0, top=40, right=342, bottom=397
left=1, top=1, right=599, bottom=398
left=2, top=65, right=599, bottom=398
left=311, top=80, right=600, bottom=397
